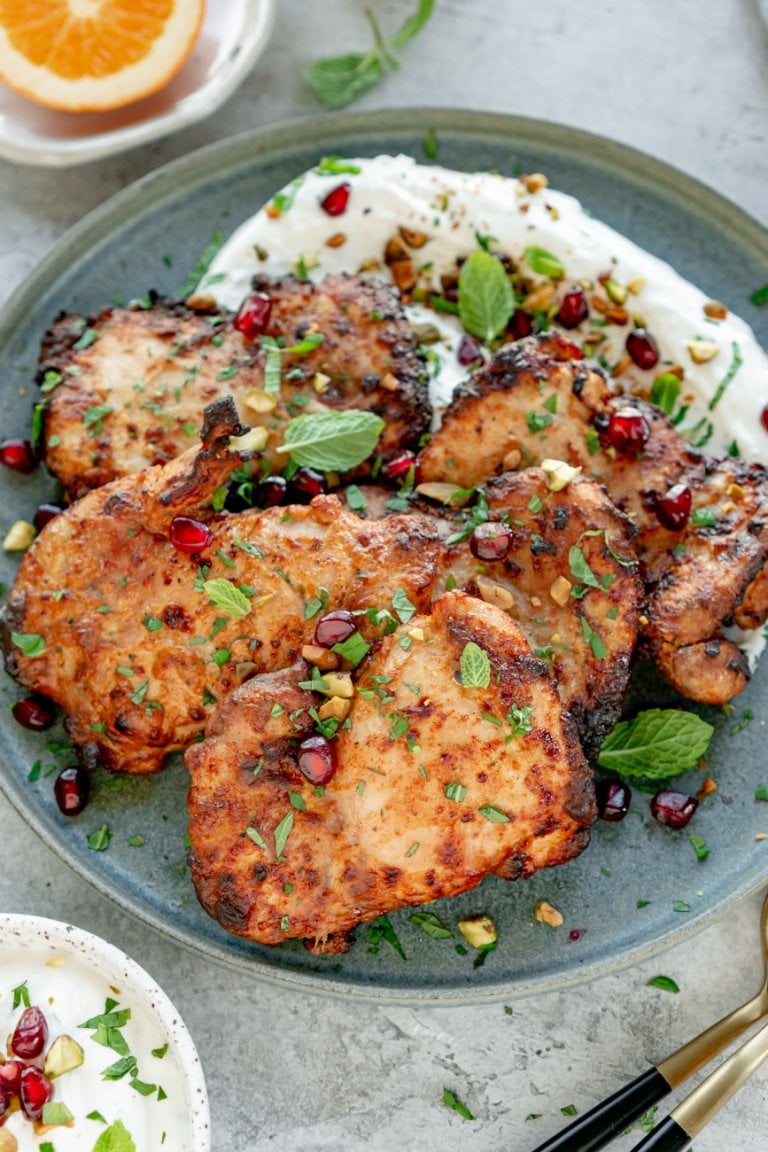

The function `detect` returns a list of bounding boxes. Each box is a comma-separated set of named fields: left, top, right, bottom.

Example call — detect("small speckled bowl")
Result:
left=0, top=914, right=210, bottom=1151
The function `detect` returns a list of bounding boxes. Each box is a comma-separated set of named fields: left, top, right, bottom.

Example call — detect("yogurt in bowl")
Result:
left=0, top=915, right=209, bottom=1151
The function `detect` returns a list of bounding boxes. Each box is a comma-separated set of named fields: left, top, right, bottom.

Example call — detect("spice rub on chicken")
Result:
left=418, top=332, right=768, bottom=705
left=432, top=468, right=641, bottom=759
left=38, top=272, right=432, bottom=500
left=1, top=399, right=441, bottom=776
left=186, top=591, right=595, bottom=952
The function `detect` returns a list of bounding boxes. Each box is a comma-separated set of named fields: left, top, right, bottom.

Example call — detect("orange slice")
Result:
left=0, top=0, right=205, bottom=113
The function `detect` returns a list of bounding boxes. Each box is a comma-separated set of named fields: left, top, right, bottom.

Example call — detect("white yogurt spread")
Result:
left=0, top=945, right=190, bottom=1150
left=204, top=153, right=768, bottom=663
left=205, top=153, right=768, bottom=460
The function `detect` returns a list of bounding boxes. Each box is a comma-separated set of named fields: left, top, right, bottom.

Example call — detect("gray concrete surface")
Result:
left=1, top=2, right=768, bottom=1148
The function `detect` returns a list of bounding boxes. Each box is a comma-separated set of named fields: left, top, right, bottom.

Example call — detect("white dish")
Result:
left=0, top=0, right=275, bottom=167
left=0, top=914, right=210, bottom=1150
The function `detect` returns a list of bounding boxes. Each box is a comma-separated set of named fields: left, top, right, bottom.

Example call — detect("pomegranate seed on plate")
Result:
left=761, top=404, right=768, bottom=434
left=234, top=292, right=272, bottom=340
left=290, top=467, right=327, bottom=500
left=297, top=735, right=337, bottom=785
left=626, top=328, right=660, bottom=369
left=456, top=334, right=483, bottom=366
left=33, top=502, right=64, bottom=531
left=556, top=286, right=589, bottom=329
left=508, top=308, right=533, bottom=340
left=650, top=790, right=698, bottom=830
left=169, top=516, right=213, bottom=554
left=54, top=765, right=90, bottom=816
left=597, top=408, right=651, bottom=453
left=258, top=476, right=288, bottom=507
left=19, top=1066, right=54, bottom=1121
left=0, top=1060, right=22, bottom=1097
left=12, top=1005, right=48, bottom=1059
left=314, top=610, right=357, bottom=648
left=0, top=438, right=37, bottom=474
left=12, top=694, right=56, bottom=731
left=320, top=182, right=351, bottom=216
left=381, top=452, right=420, bottom=484
left=595, top=776, right=631, bottom=822
left=469, top=521, right=512, bottom=561
left=654, top=483, right=692, bottom=531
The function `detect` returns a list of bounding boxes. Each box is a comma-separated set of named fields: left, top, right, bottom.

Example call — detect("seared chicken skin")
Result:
left=419, top=333, right=768, bottom=704
left=2, top=400, right=441, bottom=775
left=38, top=273, right=431, bottom=499
left=186, top=591, right=595, bottom=952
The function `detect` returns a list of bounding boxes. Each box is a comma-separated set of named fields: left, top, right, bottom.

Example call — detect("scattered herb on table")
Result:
left=442, top=1087, right=475, bottom=1121
left=647, top=975, right=680, bottom=993
left=305, top=0, right=435, bottom=108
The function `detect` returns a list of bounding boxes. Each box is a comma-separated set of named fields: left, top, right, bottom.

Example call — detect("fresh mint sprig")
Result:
left=305, top=1, right=435, bottom=109
left=598, top=708, right=714, bottom=780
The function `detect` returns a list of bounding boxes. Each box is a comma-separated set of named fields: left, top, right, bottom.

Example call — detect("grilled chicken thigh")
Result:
left=186, top=591, right=595, bottom=951
left=39, top=273, right=431, bottom=499
left=2, top=400, right=441, bottom=775
left=419, top=333, right=768, bottom=704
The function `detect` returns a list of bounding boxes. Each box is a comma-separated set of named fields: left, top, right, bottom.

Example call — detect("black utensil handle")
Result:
left=627, top=1116, right=691, bottom=1152
left=529, top=1066, right=669, bottom=1152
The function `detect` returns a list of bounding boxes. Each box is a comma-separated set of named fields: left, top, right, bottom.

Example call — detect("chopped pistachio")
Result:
left=380, top=372, right=400, bottom=392
left=244, top=388, right=278, bottom=414
left=408, top=626, right=425, bottom=642
left=522, top=172, right=548, bottom=193
left=318, top=671, right=354, bottom=699
left=475, top=575, right=515, bottom=612
left=318, top=695, right=352, bottom=722
left=541, top=458, right=581, bottom=491
left=3, top=520, right=35, bottom=551
left=415, top=482, right=471, bottom=506
left=535, top=899, right=564, bottom=927
left=549, top=575, right=572, bottom=606
left=524, top=282, right=556, bottom=311
left=301, top=644, right=340, bottom=671
left=312, top=372, right=331, bottom=394
left=44, top=1034, right=85, bottom=1079
left=229, top=426, right=269, bottom=453
left=457, top=915, right=498, bottom=949
left=687, top=339, right=720, bottom=364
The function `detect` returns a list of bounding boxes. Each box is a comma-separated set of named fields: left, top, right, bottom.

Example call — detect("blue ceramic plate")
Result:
left=1, top=110, right=767, bottom=1003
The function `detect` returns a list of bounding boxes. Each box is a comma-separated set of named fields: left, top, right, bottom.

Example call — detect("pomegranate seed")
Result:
left=314, top=609, right=357, bottom=648
left=655, top=483, right=692, bottom=531
left=650, top=790, right=698, bottom=830
left=33, top=502, right=64, bottom=531
left=290, top=467, right=327, bottom=500
left=556, top=286, right=589, bottom=329
left=381, top=452, right=420, bottom=484
left=0, top=1087, right=9, bottom=1118
left=320, top=182, right=351, bottom=217
left=234, top=292, right=272, bottom=340
left=508, top=309, right=533, bottom=340
left=259, top=476, right=288, bottom=507
left=596, top=777, right=631, bottom=822
left=54, top=764, right=90, bottom=816
left=626, top=328, right=660, bottom=369
left=456, top=334, right=483, bottom=366
left=19, top=1066, right=54, bottom=1121
left=0, top=1060, right=22, bottom=1098
left=12, top=1005, right=48, bottom=1059
left=297, top=735, right=337, bottom=785
left=469, top=521, right=512, bottom=561
left=568, top=929, right=587, bottom=942
left=761, top=404, right=768, bottom=434
left=597, top=408, right=651, bottom=453
left=0, top=438, right=37, bottom=474
left=12, top=694, right=56, bottom=731
left=169, top=516, right=214, bottom=554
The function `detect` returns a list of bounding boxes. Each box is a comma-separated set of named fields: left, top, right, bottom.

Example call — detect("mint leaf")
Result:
left=391, top=0, right=435, bottom=47
left=443, top=1088, right=475, bottom=1120
left=524, top=246, right=565, bottom=280
left=647, top=975, right=679, bottom=994
left=478, top=805, right=510, bottom=823
left=93, top=1119, right=137, bottom=1152
left=11, top=631, right=45, bottom=657
left=246, top=827, right=268, bottom=852
left=458, top=250, right=514, bottom=343
left=650, top=372, right=681, bottom=415
left=392, top=588, right=416, bottom=624
left=201, top=578, right=251, bottom=620
left=598, top=709, right=714, bottom=779
left=304, top=51, right=382, bottom=108
left=175, top=230, right=224, bottom=298
left=332, top=630, right=370, bottom=666
left=410, top=911, right=453, bottom=939
left=367, top=915, right=406, bottom=959
left=87, top=825, right=112, bottom=852
left=460, top=641, right=491, bottom=689
left=278, top=409, right=384, bottom=471
left=568, top=545, right=602, bottom=590
left=274, top=812, right=294, bottom=859
left=751, top=284, right=768, bottom=307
